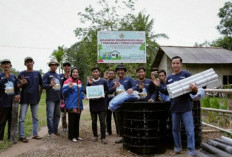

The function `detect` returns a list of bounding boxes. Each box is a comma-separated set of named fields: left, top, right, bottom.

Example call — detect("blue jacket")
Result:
left=62, top=77, right=84, bottom=110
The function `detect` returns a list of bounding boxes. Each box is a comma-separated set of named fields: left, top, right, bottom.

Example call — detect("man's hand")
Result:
left=14, top=95, right=20, bottom=102
left=148, top=99, right=154, bottom=102
left=88, top=77, right=93, bottom=85
left=127, top=88, right=133, bottom=95
left=114, top=80, right=120, bottom=89
left=153, top=79, right=160, bottom=87
left=5, top=72, right=10, bottom=79
left=20, top=75, right=27, bottom=86
left=189, top=83, right=198, bottom=93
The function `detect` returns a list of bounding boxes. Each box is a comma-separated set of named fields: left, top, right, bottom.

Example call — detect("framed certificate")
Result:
left=86, top=85, right=105, bottom=99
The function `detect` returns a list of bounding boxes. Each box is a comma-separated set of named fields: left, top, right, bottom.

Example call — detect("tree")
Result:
left=66, top=42, right=90, bottom=85
left=195, top=1, right=232, bottom=50
left=211, top=36, right=232, bottom=50
left=211, top=1, right=232, bottom=50
left=51, top=45, right=67, bottom=73
left=217, top=1, right=232, bottom=37
left=68, top=0, right=168, bottom=78
left=120, top=12, right=168, bottom=77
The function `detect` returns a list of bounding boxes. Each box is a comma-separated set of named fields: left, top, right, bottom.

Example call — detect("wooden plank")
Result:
left=10, top=101, right=19, bottom=144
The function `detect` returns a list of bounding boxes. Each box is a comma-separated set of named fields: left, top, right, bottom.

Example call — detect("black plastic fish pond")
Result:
left=121, top=101, right=202, bottom=155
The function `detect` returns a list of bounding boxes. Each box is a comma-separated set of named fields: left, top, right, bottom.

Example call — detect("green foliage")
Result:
left=66, top=42, right=91, bottom=85
left=211, top=36, right=232, bottom=50
left=201, top=96, right=211, bottom=108
left=217, top=1, right=232, bottom=37
left=201, top=96, right=228, bottom=109
left=210, top=98, right=220, bottom=109
left=51, top=45, right=67, bottom=73
left=211, top=1, right=232, bottom=50
left=195, top=2, right=232, bottom=50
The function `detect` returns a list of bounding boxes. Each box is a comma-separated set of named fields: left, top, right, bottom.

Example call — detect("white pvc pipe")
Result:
left=167, top=69, right=218, bottom=98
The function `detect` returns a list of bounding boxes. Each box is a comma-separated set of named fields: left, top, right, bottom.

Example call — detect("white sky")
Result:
left=0, top=0, right=228, bottom=73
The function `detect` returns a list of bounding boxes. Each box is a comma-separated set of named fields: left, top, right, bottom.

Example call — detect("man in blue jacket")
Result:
left=17, top=57, right=43, bottom=143
left=0, top=59, right=20, bottom=142
left=43, top=59, right=62, bottom=137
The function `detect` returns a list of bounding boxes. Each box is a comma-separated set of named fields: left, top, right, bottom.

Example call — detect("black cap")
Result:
left=24, top=57, right=33, bottom=63
left=62, top=62, right=71, bottom=66
left=1, top=59, right=11, bottom=65
left=115, top=64, right=127, bottom=72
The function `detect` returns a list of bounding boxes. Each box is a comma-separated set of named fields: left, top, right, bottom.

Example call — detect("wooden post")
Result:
left=10, top=100, right=19, bottom=144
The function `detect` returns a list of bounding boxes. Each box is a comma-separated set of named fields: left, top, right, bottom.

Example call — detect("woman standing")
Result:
left=62, top=67, right=84, bottom=142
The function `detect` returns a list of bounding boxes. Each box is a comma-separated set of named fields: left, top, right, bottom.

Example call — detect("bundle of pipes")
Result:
left=196, top=136, right=232, bottom=157
left=167, top=68, right=218, bottom=98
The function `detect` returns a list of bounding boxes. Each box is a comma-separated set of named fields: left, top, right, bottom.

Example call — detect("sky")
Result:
left=0, top=0, right=228, bottom=73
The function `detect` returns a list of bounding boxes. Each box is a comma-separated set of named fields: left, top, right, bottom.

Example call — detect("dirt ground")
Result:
left=0, top=105, right=224, bottom=157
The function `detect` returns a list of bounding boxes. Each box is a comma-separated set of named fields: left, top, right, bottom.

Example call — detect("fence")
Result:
left=202, top=89, right=232, bottom=135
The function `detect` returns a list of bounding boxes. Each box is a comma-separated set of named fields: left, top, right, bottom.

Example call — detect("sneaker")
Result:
left=19, top=137, right=28, bottom=143
left=72, top=138, right=77, bottom=143
left=92, top=137, right=98, bottom=142
left=49, top=133, right=56, bottom=138
left=32, top=135, right=42, bottom=140
left=77, top=137, right=83, bottom=141
left=115, top=138, right=123, bottom=144
left=101, top=139, right=107, bottom=144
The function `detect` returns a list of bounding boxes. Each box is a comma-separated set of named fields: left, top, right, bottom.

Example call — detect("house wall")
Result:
left=185, top=64, right=232, bottom=88
left=155, top=54, right=232, bottom=88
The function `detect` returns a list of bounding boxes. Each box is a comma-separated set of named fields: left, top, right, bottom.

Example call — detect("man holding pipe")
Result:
left=156, top=56, right=198, bottom=156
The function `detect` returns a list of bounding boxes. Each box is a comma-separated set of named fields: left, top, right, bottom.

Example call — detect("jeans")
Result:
left=46, top=101, right=60, bottom=134
left=172, top=111, right=195, bottom=155
left=90, top=111, right=106, bottom=139
left=19, top=104, right=39, bottom=137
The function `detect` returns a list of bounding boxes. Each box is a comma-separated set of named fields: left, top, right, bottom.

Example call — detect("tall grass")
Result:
left=201, top=96, right=231, bottom=129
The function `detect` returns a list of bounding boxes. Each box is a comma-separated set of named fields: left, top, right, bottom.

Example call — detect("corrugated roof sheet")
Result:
left=160, top=46, right=232, bottom=64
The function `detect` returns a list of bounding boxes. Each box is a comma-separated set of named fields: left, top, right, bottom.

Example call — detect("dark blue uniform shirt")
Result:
left=18, top=70, right=42, bottom=104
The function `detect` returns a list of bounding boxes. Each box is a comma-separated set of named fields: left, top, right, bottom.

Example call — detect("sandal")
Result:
left=169, top=151, right=181, bottom=156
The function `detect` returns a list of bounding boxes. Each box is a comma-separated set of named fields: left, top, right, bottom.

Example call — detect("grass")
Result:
left=201, top=96, right=232, bottom=129
left=0, top=92, right=47, bottom=152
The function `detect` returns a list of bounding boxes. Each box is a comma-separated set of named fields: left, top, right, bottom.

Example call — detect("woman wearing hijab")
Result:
left=62, top=67, right=84, bottom=142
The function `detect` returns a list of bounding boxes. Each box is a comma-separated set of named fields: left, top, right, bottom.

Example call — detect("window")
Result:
left=223, top=75, right=232, bottom=85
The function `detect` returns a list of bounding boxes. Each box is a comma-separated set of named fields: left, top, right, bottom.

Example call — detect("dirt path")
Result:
left=0, top=104, right=222, bottom=157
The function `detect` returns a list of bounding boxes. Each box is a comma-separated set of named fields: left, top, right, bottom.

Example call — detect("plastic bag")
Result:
left=108, top=91, right=139, bottom=111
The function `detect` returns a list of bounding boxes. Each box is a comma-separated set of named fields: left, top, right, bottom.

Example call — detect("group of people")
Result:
left=0, top=55, right=198, bottom=156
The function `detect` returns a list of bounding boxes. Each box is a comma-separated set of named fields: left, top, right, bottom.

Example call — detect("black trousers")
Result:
left=90, top=111, right=106, bottom=139
left=0, top=107, right=12, bottom=140
left=61, top=108, right=67, bottom=129
left=114, top=109, right=123, bottom=137
left=106, top=109, right=118, bottom=135
left=68, top=112, right=81, bottom=140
